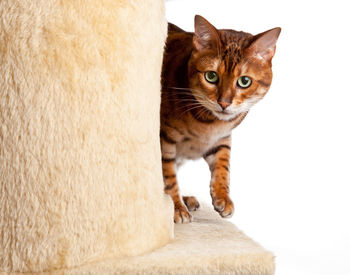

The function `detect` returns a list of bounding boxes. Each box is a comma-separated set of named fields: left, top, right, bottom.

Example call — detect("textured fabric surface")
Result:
left=12, top=204, right=273, bottom=275
left=0, top=0, right=173, bottom=272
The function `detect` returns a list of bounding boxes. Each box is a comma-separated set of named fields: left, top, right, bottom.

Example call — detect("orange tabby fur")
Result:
left=161, top=15, right=280, bottom=223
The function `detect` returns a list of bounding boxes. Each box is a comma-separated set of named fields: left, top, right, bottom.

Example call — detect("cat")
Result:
left=161, top=15, right=281, bottom=223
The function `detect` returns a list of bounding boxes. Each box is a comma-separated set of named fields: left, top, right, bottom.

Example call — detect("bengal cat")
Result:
left=161, top=15, right=281, bottom=223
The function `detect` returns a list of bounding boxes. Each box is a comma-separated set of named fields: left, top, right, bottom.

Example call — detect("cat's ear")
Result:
left=193, top=15, right=221, bottom=52
left=246, top=27, right=281, bottom=62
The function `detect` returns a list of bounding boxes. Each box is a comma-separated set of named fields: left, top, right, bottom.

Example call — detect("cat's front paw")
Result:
left=174, top=204, right=192, bottom=223
left=182, top=196, right=200, bottom=211
left=212, top=196, right=234, bottom=218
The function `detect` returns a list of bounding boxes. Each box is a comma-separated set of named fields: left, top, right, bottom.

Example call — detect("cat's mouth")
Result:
left=217, top=111, right=232, bottom=116
left=212, top=110, right=237, bottom=121
left=218, top=110, right=231, bottom=114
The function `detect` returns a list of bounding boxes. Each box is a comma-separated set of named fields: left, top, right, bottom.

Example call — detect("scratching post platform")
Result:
left=52, top=204, right=275, bottom=275
left=0, top=0, right=274, bottom=274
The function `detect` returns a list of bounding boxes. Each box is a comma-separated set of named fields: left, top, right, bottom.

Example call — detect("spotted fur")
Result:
left=161, top=15, right=281, bottom=223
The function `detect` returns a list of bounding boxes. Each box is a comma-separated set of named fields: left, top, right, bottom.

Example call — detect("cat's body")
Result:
left=161, top=16, right=280, bottom=223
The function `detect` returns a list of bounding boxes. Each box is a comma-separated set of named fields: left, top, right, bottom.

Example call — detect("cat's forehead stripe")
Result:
left=219, top=30, right=253, bottom=73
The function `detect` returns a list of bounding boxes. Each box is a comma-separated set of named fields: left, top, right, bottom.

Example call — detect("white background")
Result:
left=165, top=1, right=350, bottom=274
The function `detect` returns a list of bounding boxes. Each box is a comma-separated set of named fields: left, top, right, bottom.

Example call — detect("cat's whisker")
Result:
left=163, top=89, right=211, bottom=108
left=195, top=105, right=214, bottom=119
left=165, top=98, right=201, bottom=103
left=167, top=86, right=207, bottom=97
left=178, top=104, right=206, bottom=118
left=166, top=87, right=196, bottom=94
left=196, top=109, right=208, bottom=119
left=180, top=103, right=204, bottom=111
left=163, top=88, right=210, bottom=104
left=174, top=101, right=205, bottom=112
left=165, top=87, right=216, bottom=106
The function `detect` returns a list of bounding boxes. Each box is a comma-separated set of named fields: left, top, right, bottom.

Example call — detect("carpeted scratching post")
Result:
left=0, top=0, right=275, bottom=274
left=0, top=0, right=173, bottom=272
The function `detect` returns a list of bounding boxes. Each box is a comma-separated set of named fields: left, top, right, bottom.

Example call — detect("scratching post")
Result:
left=0, top=0, right=172, bottom=272
left=1, top=0, right=275, bottom=274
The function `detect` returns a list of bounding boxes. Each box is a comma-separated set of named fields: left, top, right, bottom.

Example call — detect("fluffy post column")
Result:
left=0, top=0, right=173, bottom=272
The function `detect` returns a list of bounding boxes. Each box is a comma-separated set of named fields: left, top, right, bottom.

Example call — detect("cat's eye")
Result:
left=204, top=71, right=219, bottom=83
left=237, top=76, right=252, bottom=88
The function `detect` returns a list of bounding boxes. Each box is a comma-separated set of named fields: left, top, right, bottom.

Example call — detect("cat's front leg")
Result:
left=204, top=136, right=234, bottom=218
left=161, top=135, right=192, bottom=223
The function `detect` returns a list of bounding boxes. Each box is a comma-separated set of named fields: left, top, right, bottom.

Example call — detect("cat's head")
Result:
left=188, top=15, right=281, bottom=121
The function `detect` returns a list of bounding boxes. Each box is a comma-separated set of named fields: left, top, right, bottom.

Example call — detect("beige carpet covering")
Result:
left=42, top=204, right=274, bottom=275
left=0, top=0, right=172, bottom=272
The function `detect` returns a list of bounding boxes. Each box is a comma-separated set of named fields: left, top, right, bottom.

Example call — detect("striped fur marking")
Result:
left=203, top=145, right=231, bottom=158
left=162, top=157, right=176, bottom=163
left=160, top=130, right=177, bottom=144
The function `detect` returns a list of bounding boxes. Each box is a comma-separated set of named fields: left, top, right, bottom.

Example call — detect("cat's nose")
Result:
left=218, top=101, right=231, bottom=110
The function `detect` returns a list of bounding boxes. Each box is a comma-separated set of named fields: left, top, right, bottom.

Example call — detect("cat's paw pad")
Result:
left=182, top=196, right=200, bottom=211
left=174, top=204, right=192, bottom=223
left=212, top=196, right=234, bottom=218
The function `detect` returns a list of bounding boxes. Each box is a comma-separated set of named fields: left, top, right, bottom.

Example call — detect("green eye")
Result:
left=204, top=71, right=219, bottom=83
left=237, top=76, right=252, bottom=88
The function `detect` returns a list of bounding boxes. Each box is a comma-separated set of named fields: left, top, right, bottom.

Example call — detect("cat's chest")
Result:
left=176, top=124, right=231, bottom=160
